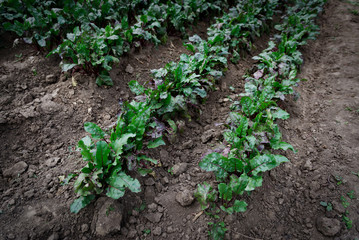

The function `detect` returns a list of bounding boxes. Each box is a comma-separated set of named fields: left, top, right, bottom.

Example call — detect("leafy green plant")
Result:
left=320, top=201, right=333, bottom=211
left=335, top=175, right=343, bottom=185
left=48, top=22, right=131, bottom=86
left=208, top=221, right=227, bottom=240
left=347, top=190, right=356, bottom=199
left=195, top=0, right=327, bottom=238
left=343, top=211, right=353, bottom=229
left=66, top=0, right=279, bottom=214
left=69, top=101, right=166, bottom=213
left=1, top=0, right=233, bottom=85
left=340, top=196, right=350, bottom=208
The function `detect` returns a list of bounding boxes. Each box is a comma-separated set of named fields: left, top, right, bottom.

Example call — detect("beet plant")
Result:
left=66, top=0, right=289, bottom=215
left=195, top=0, right=327, bottom=238
left=69, top=101, right=166, bottom=213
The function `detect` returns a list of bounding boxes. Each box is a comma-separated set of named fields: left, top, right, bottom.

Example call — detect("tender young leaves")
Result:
left=69, top=100, right=164, bottom=212
left=106, top=172, right=141, bottom=199
left=208, top=221, right=227, bottom=240
left=249, top=154, right=289, bottom=176
left=84, top=122, right=106, bottom=140
left=196, top=0, right=327, bottom=227
left=199, top=153, right=235, bottom=181
left=195, top=182, right=218, bottom=210
left=70, top=195, right=96, bottom=213
left=147, top=136, right=165, bottom=149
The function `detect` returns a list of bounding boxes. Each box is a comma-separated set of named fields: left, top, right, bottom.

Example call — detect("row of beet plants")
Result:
left=1, top=0, right=230, bottom=86
left=67, top=0, right=279, bottom=214
left=194, top=0, right=327, bottom=238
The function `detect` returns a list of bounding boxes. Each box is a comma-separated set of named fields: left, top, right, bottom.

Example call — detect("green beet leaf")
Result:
left=137, top=168, right=152, bottom=176
left=249, top=154, right=289, bottom=176
left=244, top=175, right=263, bottom=191
left=95, top=141, right=111, bottom=169
left=271, top=108, right=290, bottom=120
left=271, top=141, right=297, bottom=152
left=147, top=136, right=165, bottom=149
left=78, top=136, right=94, bottom=161
left=137, top=155, right=158, bottom=164
left=218, top=183, right=232, bottom=201
left=61, top=63, right=77, bottom=72
left=129, top=80, right=145, bottom=95
left=96, top=73, right=113, bottom=86
left=199, top=152, right=232, bottom=180
left=229, top=174, right=248, bottom=195
left=111, top=133, right=136, bottom=155
left=209, top=221, right=227, bottom=240
left=106, top=172, right=141, bottom=199
left=233, top=200, right=247, bottom=213
left=195, top=182, right=217, bottom=209
left=84, top=122, right=106, bottom=140
left=70, top=195, right=95, bottom=214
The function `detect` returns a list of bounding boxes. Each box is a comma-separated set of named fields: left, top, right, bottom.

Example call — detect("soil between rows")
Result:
left=0, top=0, right=358, bottom=239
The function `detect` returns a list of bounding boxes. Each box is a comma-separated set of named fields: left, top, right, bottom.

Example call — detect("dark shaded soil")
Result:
left=0, top=0, right=358, bottom=239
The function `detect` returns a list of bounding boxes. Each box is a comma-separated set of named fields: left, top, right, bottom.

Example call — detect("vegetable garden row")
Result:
left=1, top=0, right=327, bottom=239
left=1, top=0, right=230, bottom=85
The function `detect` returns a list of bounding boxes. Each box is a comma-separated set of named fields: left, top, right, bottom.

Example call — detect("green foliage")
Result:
left=195, top=0, right=327, bottom=238
left=320, top=201, right=333, bottom=212
left=1, top=0, right=230, bottom=85
left=208, top=221, right=227, bottom=240
left=69, top=101, right=165, bottom=213
left=195, top=182, right=218, bottom=210
left=340, top=196, right=350, bottom=208
left=343, top=211, right=353, bottom=229
left=66, top=0, right=281, bottom=215
left=347, top=190, right=356, bottom=199
left=207, top=0, right=279, bottom=53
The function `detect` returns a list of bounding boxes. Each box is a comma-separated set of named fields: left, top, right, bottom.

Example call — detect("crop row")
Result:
left=1, top=0, right=230, bottom=85
left=194, top=0, right=327, bottom=238
left=66, top=0, right=279, bottom=214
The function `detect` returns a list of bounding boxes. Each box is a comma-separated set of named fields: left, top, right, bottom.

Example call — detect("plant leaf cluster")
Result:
left=195, top=0, right=327, bottom=238
left=1, top=0, right=229, bottom=85
left=69, top=101, right=167, bottom=213
left=65, top=0, right=280, bottom=213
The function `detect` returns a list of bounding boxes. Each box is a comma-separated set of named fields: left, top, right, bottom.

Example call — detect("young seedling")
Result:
left=340, top=196, right=350, bottom=208
left=208, top=221, right=227, bottom=240
left=334, top=175, right=343, bottom=185
left=14, top=53, right=23, bottom=62
left=106, top=205, right=114, bottom=216
left=135, top=201, right=147, bottom=213
left=343, top=211, right=353, bottom=229
left=347, top=190, right=356, bottom=199
left=320, top=201, right=333, bottom=211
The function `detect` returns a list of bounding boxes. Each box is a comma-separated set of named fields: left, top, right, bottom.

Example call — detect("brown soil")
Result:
left=0, top=0, right=358, bottom=239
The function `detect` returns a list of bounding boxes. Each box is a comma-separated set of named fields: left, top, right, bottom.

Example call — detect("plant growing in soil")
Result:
left=320, top=201, right=333, bottom=211
left=343, top=211, right=353, bottom=229
left=65, top=0, right=278, bottom=214
left=195, top=0, right=327, bottom=236
left=1, top=0, right=231, bottom=86
left=69, top=101, right=165, bottom=213
left=347, top=190, right=356, bottom=199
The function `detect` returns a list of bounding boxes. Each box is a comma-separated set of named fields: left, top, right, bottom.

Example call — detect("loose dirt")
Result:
left=0, top=0, right=358, bottom=239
